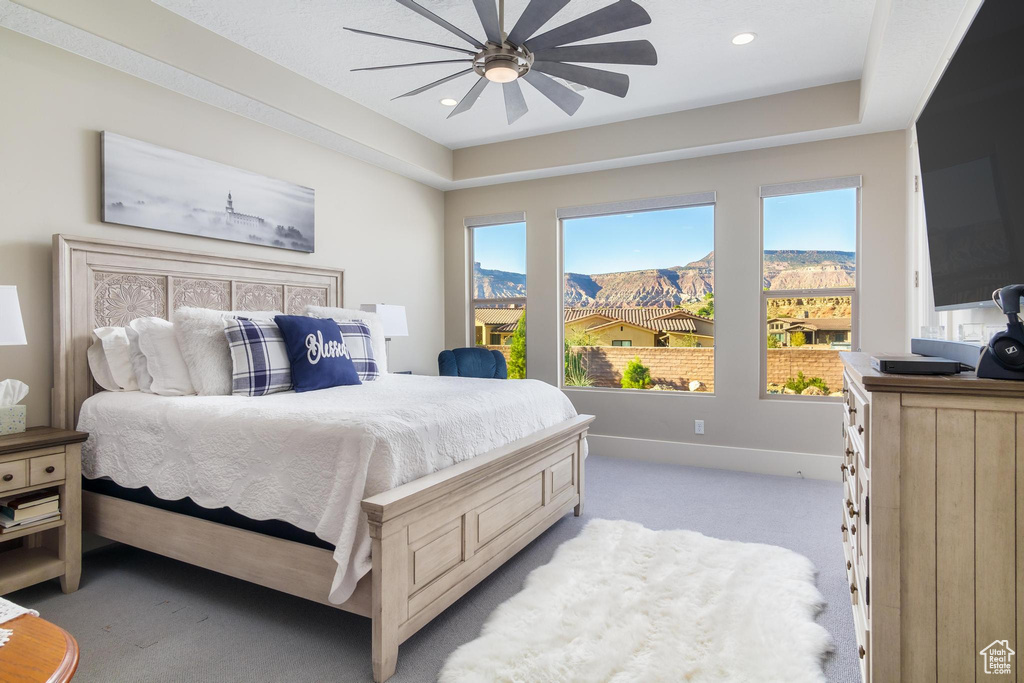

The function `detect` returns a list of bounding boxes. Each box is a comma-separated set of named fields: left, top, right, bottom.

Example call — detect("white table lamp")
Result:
left=0, top=286, right=26, bottom=347
left=360, top=304, right=408, bottom=361
left=0, top=286, right=28, bottom=434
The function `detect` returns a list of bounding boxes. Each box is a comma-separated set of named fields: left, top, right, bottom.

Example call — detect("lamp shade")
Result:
left=0, top=286, right=26, bottom=346
left=360, top=304, right=408, bottom=337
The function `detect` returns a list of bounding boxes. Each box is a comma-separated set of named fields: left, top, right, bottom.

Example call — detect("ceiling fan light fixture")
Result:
left=731, top=32, right=756, bottom=45
left=484, top=59, right=520, bottom=83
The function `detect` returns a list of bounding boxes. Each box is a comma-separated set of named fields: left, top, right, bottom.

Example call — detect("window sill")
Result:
left=561, top=386, right=715, bottom=397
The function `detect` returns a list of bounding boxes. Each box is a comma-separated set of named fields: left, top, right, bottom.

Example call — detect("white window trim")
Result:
left=760, top=175, right=862, bottom=198
left=466, top=214, right=527, bottom=349
left=558, top=192, right=717, bottom=395
left=759, top=180, right=861, bottom=401
left=557, top=191, right=715, bottom=221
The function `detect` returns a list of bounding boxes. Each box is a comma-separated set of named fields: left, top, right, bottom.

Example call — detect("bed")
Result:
left=52, top=235, right=592, bottom=682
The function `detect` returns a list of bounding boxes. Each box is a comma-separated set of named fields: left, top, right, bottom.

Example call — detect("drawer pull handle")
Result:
left=857, top=425, right=864, bottom=435
left=1, top=474, right=11, bottom=482
left=849, top=465, right=856, bottom=475
left=844, top=448, right=853, bottom=458
left=850, top=582, right=857, bottom=594
left=849, top=406, right=857, bottom=415
left=859, top=646, right=866, bottom=659
left=851, top=524, right=857, bottom=535
left=840, top=463, right=848, bottom=473
left=847, top=560, right=852, bottom=570
left=841, top=524, right=848, bottom=533
left=44, top=466, right=55, bottom=474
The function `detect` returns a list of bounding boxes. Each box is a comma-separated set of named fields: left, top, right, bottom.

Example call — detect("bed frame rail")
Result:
left=363, top=414, right=591, bottom=680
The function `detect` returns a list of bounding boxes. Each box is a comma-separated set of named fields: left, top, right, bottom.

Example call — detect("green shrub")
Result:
left=508, top=316, right=526, bottom=379
left=696, top=292, right=714, bottom=319
left=767, top=335, right=781, bottom=349
left=790, top=331, right=806, bottom=347
left=784, top=371, right=829, bottom=394
left=621, top=356, right=651, bottom=389
left=563, top=340, right=594, bottom=387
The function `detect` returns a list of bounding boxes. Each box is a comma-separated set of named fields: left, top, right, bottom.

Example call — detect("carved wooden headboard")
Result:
left=52, top=235, right=343, bottom=429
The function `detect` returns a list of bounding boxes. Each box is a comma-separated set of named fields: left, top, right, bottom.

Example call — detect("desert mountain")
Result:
left=473, top=251, right=854, bottom=307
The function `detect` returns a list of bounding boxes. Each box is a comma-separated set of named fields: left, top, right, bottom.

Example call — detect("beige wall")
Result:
left=446, top=131, right=908, bottom=464
left=0, top=30, right=445, bottom=427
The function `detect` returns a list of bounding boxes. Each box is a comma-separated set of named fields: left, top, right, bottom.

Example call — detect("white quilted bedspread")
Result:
left=78, top=374, right=582, bottom=603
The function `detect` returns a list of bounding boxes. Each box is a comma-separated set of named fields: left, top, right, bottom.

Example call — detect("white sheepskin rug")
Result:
left=439, top=519, right=831, bottom=683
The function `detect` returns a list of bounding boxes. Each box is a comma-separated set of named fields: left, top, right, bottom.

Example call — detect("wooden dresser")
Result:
left=841, top=352, right=1024, bottom=682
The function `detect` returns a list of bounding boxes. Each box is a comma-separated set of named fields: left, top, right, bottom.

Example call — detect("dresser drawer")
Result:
left=0, top=459, right=28, bottom=492
left=29, top=452, right=64, bottom=485
left=845, top=384, right=870, bottom=466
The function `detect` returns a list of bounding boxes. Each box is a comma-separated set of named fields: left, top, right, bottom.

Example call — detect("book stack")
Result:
left=0, top=490, right=60, bottom=533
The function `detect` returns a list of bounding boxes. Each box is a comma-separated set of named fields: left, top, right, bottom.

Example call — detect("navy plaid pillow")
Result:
left=336, top=320, right=380, bottom=382
left=224, top=318, right=293, bottom=396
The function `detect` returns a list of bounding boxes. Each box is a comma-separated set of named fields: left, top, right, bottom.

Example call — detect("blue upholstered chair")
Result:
left=438, top=347, right=508, bottom=379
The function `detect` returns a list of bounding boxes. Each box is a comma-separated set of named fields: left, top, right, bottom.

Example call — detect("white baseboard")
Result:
left=587, top=434, right=841, bottom=482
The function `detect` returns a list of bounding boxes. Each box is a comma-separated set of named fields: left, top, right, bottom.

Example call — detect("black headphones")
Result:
left=988, top=285, right=1024, bottom=371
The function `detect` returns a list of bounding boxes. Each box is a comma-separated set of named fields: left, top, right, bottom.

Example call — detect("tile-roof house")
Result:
left=767, top=317, right=851, bottom=347
left=475, top=307, right=714, bottom=347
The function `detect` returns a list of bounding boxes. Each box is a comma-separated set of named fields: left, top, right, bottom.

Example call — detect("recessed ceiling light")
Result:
left=440, top=98, right=458, bottom=107
left=732, top=32, right=756, bottom=45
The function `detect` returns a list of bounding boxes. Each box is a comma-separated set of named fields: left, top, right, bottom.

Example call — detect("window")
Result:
left=559, top=193, right=715, bottom=392
left=761, top=178, right=859, bottom=398
left=468, top=215, right=526, bottom=378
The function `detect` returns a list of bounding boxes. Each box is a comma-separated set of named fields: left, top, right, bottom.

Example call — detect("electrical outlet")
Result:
left=694, top=419, right=705, bottom=435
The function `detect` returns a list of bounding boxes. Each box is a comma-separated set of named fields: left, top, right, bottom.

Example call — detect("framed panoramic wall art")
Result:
left=101, top=132, right=315, bottom=253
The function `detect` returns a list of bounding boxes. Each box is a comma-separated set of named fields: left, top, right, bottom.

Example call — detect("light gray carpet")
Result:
left=10, top=456, right=857, bottom=682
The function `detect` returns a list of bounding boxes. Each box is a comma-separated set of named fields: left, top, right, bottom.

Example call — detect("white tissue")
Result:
left=0, top=380, right=28, bottom=407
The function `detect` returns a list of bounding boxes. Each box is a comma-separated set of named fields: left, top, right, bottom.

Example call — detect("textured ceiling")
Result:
left=154, top=0, right=875, bottom=149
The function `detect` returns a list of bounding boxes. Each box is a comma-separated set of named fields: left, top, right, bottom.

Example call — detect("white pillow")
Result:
left=92, top=327, right=138, bottom=391
left=125, top=322, right=154, bottom=393
left=173, top=307, right=280, bottom=396
left=132, top=317, right=195, bottom=396
left=305, top=306, right=388, bottom=373
left=87, top=338, right=121, bottom=392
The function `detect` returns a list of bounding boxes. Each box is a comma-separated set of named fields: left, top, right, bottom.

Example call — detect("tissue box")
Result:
left=0, top=405, right=26, bottom=435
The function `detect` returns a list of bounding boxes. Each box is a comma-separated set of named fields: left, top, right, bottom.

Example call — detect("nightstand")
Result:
left=0, top=428, right=88, bottom=595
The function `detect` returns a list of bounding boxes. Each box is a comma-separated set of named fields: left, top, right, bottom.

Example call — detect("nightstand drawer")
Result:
left=0, top=459, right=28, bottom=492
left=30, top=453, right=64, bottom=485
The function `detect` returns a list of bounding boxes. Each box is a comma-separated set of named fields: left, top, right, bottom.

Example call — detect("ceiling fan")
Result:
left=345, top=0, right=658, bottom=124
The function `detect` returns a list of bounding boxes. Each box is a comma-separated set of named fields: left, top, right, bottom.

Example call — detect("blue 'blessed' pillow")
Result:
left=274, top=315, right=362, bottom=392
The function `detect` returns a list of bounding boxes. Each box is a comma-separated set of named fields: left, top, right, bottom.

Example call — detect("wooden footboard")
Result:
left=363, top=415, right=592, bottom=682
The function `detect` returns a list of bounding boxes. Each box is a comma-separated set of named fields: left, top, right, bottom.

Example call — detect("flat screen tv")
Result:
left=917, top=0, right=1024, bottom=310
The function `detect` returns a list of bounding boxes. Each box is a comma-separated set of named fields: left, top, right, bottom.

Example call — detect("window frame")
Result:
left=759, top=176, right=861, bottom=402
left=465, top=212, right=527, bottom=350
left=556, top=191, right=717, bottom=395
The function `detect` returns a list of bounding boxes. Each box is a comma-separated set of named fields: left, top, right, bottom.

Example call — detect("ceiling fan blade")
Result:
left=392, top=68, right=475, bottom=99
left=532, top=40, right=657, bottom=66
left=472, top=0, right=502, bottom=44
left=343, top=28, right=478, bottom=55
left=522, top=70, right=584, bottom=116
left=506, top=0, right=571, bottom=46
left=353, top=59, right=474, bottom=72
left=533, top=61, right=629, bottom=97
left=395, top=0, right=485, bottom=49
left=525, top=0, right=652, bottom=52
left=502, top=80, right=529, bottom=124
left=448, top=76, right=490, bottom=118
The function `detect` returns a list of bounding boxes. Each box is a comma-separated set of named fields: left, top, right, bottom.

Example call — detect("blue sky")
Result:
left=763, top=188, right=857, bottom=252
left=472, top=189, right=855, bottom=275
